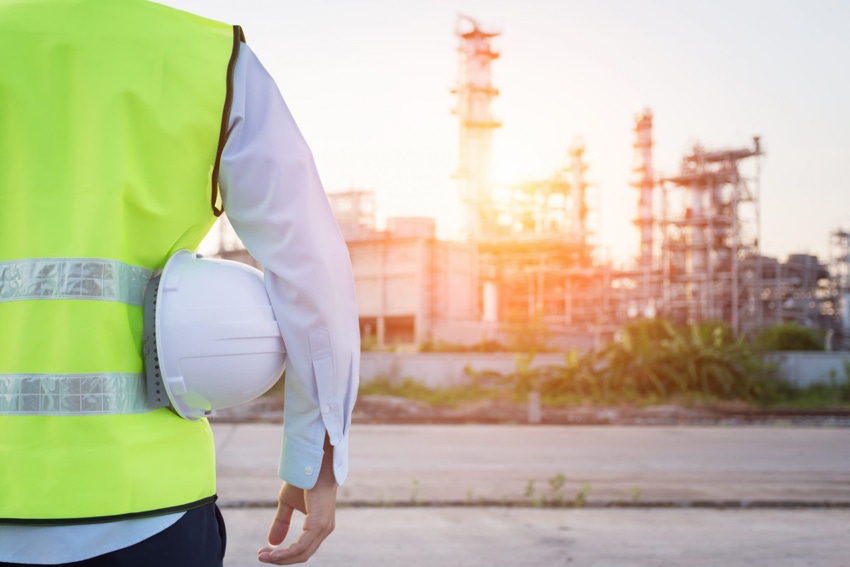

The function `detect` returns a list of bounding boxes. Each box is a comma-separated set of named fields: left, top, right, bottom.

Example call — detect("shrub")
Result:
left=753, top=322, right=825, bottom=352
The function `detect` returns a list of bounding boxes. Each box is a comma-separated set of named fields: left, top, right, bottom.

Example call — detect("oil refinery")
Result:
left=216, top=15, right=850, bottom=351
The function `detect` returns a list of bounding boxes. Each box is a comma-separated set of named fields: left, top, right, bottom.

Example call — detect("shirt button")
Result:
left=322, top=405, right=331, bottom=414
left=305, top=466, right=314, bottom=476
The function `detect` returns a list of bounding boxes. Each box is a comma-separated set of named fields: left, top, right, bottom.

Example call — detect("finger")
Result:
left=258, top=522, right=331, bottom=565
left=279, top=485, right=307, bottom=515
left=266, top=502, right=295, bottom=546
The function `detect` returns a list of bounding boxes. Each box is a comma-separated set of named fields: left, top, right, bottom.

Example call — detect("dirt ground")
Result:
left=211, top=394, right=850, bottom=427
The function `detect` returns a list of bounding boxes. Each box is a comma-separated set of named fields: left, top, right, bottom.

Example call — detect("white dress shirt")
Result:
left=0, top=43, right=359, bottom=564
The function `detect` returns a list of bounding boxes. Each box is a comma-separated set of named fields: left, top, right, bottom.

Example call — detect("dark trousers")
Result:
left=0, top=504, right=226, bottom=567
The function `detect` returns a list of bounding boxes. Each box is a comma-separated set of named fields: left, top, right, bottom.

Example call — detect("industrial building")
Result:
left=214, top=15, right=849, bottom=352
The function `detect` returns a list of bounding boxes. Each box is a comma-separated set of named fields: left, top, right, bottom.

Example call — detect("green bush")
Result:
left=533, top=319, right=773, bottom=403
left=753, top=322, right=825, bottom=352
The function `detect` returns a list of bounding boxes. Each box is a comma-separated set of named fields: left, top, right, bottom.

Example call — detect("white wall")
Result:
left=766, top=352, right=850, bottom=388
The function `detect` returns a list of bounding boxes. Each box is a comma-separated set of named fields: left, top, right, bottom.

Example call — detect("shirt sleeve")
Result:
left=218, top=44, right=360, bottom=489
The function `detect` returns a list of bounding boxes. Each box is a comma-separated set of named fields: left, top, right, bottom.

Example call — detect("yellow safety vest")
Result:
left=0, top=0, right=243, bottom=523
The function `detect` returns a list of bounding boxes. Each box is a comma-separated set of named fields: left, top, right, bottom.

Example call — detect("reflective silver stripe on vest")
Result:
left=0, top=373, right=152, bottom=415
left=0, top=258, right=153, bottom=306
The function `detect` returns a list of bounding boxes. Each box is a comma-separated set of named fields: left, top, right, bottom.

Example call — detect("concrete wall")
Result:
left=362, top=351, right=850, bottom=390
left=766, top=352, right=850, bottom=388
left=360, top=352, right=569, bottom=388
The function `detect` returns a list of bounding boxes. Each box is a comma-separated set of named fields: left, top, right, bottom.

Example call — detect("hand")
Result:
left=258, top=437, right=338, bottom=565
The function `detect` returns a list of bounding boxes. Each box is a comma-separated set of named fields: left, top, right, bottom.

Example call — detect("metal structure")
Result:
left=327, top=189, right=377, bottom=241
left=210, top=18, right=850, bottom=350
left=658, top=138, right=763, bottom=333
left=568, top=139, right=592, bottom=250
left=764, top=254, right=833, bottom=329
left=451, top=16, right=608, bottom=343
left=476, top=143, right=610, bottom=342
left=629, top=109, right=658, bottom=318
left=625, top=122, right=842, bottom=339
left=633, top=109, right=655, bottom=274
left=830, top=230, right=850, bottom=348
left=453, top=15, right=501, bottom=242
left=490, top=138, right=591, bottom=242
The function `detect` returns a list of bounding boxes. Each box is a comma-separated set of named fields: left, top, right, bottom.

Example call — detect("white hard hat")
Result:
left=143, top=250, right=286, bottom=420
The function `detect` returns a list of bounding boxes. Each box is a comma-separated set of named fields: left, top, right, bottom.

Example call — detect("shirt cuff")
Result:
left=278, top=435, right=325, bottom=490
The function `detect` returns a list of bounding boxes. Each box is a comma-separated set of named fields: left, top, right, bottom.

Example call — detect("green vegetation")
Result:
left=523, top=474, right=592, bottom=508
left=358, top=375, right=504, bottom=406
left=500, top=310, right=553, bottom=353
left=358, top=319, right=850, bottom=408
left=418, top=339, right=506, bottom=353
left=752, top=322, right=825, bottom=352
left=774, top=367, right=850, bottom=408
left=537, top=319, right=779, bottom=404
left=409, top=480, right=420, bottom=505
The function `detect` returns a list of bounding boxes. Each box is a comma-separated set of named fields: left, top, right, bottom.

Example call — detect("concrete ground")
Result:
left=223, top=508, right=850, bottom=567
left=212, top=423, right=850, bottom=566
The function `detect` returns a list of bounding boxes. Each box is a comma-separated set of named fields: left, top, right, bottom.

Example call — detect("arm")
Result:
left=219, top=44, right=359, bottom=564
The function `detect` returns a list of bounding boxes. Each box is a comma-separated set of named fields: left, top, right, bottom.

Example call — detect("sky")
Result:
left=160, top=0, right=850, bottom=267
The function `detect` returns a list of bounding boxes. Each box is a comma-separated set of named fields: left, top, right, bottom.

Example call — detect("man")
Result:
left=0, top=0, right=359, bottom=565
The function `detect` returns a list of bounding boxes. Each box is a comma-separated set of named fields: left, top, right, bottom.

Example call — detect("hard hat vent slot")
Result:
left=143, top=271, right=170, bottom=410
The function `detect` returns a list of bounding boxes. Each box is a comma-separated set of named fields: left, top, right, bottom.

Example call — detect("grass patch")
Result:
left=764, top=378, right=850, bottom=408
left=358, top=373, right=850, bottom=410
left=359, top=376, right=502, bottom=407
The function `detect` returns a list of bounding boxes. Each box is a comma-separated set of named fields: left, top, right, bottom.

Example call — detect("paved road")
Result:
left=212, top=423, right=850, bottom=566
left=214, top=423, right=850, bottom=505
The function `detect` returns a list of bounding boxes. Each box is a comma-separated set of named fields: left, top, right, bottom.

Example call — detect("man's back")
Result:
left=0, top=0, right=237, bottom=525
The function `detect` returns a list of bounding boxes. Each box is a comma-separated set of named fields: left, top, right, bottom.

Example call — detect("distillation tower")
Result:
left=454, top=15, right=501, bottom=241
left=633, top=109, right=655, bottom=272
left=830, top=230, right=850, bottom=346
left=631, top=109, right=657, bottom=316
left=569, top=140, right=591, bottom=250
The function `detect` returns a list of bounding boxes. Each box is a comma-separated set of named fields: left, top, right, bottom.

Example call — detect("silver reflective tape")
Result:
left=0, top=373, right=152, bottom=415
left=0, top=258, right=153, bottom=306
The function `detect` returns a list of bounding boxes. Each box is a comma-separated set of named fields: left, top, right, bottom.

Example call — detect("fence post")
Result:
left=528, top=391, right=542, bottom=424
